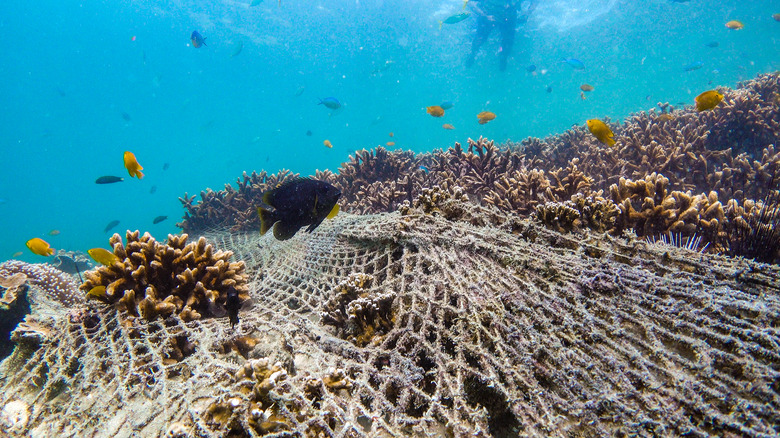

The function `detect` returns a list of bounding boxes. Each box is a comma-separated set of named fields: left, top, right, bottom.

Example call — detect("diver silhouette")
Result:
left=465, top=0, right=538, bottom=71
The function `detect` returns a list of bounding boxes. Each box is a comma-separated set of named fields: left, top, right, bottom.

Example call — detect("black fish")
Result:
left=121, top=111, right=132, bottom=121
left=306, top=130, right=312, bottom=136
left=163, top=162, right=170, bottom=171
left=257, top=178, right=341, bottom=240
left=150, top=185, right=157, bottom=194
left=96, top=175, right=124, bottom=184
left=705, top=41, right=719, bottom=48
left=153, top=215, right=168, bottom=224
left=225, top=286, right=241, bottom=328
left=104, top=220, right=120, bottom=233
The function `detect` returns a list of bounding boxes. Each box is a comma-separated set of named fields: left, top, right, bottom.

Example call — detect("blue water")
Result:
left=1, top=0, right=778, bottom=261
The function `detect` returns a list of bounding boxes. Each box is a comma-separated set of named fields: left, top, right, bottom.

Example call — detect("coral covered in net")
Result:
left=80, top=231, right=249, bottom=322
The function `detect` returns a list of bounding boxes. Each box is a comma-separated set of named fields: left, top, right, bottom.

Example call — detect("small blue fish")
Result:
left=683, top=61, right=704, bottom=72
left=705, top=41, right=719, bottom=48
left=191, top=31, right=207, bottom=48
left=318, top=97, right=341, bottom=110
left=526, top=64, right=536, bottom=73
left=561, top=58, right=585, bottom=70
left=439, top=12, right=471, bottom=29
left=440, top=101, right=454, bottom=110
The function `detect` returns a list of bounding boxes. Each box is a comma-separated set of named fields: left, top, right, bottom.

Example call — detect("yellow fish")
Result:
left=88, top=248, right=120, bottom=266
left=323, top=139, right=333, bottom=148
left=26, top=238, right=54, bottom=256
left=695, top=90, right=723, bottom=112
left=426, top=105, right=445, bottom=117
left=657, top=113, right=674, bottom=122
left=123, top=151, right=145, bottom=179
left=48, top=229, right=60, bottom=236
left=11, top=251, right=23, bottom=258
left=87, top=285, right=107, bottom=298
left=725, top=20, right=744, bottom=30
left=477, top=111, right=496, bottom=125
left=586, top=119, right=616, bottom=146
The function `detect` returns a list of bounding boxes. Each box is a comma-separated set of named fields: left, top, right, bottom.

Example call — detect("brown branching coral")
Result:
left=321, top=273, right=395, bottom=347
left=80, top=231, right=249, bottom=323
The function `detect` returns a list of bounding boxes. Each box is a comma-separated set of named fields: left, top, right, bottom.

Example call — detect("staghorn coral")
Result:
left=321, top=273, right=395, bottom=347
left=80, top=231, right=249, bottom=323
left=178, top=169, right=298, bottom=234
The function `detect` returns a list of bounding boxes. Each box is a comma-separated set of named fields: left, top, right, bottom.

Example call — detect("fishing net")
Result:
left=1, top=198, right=779, bottom=437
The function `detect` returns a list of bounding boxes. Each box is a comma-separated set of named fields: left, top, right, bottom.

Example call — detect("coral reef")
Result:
left=0, top=260, right=81, bottom=308
left=321, top=273, right=396, bottom=347
left=177, top=72, right=780, bottom=262
left=79, top=231, right=249, bottom=322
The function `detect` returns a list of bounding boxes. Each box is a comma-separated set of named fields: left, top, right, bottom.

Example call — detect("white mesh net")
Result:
left=1, top=200, right=779, bottom=437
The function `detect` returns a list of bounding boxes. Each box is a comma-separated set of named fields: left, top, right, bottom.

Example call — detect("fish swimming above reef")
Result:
left=153, top=215, right=168, bottom=224
left=124, top=151, right=144, bottom=179
left=427, top=105, right=445, bottom=117
left=705, top=41, right=719, bottom=48
left=323, top=139, right=333, bottom=148
left=104, top=220, right=120, bottom=233
left=257, top=178, right=341, bottom=241
left=580, top=84, right=594, bottom=92
left=88, top=248, right=120, bottom=266
left=26, top=238, right=54, bottom=257
left=683, top=61, right=704, bottom=72
left=225, top=286, right=241, bottom=328
left=191, top=30, right=207, bottom=48
left=318, top=97, right=341, bottom=110
left=439, top=12, right=470, bottom=29
left=725, top=20, right=744, bottom=30
left=561, top=58, right=585, bottom=70
left=695, top=89, right=723, bottom=111
left=586, top=119, right=616, bottom=146
left=477, top=111, right=496, bottom=125
left=443, top=123, right=455, bottom=130
left=439, top=101, right=454, bottom=110
left=95, top=175, right=124, bottom=184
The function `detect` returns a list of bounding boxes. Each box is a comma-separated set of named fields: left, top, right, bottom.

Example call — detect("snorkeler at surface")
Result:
left=465, top=0, right=538, bottom=71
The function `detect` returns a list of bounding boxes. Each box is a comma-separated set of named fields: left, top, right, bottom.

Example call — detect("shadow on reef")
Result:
left=178, top=72, right=780, bottom=264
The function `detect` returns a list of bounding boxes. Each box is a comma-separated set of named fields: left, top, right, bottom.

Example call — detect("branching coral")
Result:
left=321, top=273, right=395, bottom=347
left=80, top=231, right=249, bottom=323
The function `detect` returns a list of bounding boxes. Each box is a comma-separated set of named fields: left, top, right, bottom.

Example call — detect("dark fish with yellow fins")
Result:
left=26, top=238, right=54, bottom=256
left=257, top=178, right=341, bottom=241
left=124, top=151, right=144, bottom=179
left=695, top=89, right=723, bottom=111
left=586, top=119, right=616, bottom=146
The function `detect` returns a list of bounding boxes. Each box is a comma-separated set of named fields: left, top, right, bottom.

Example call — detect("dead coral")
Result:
left=321, top=273, right=395, bottom=347
left=0, top=272, right=27, bottom=309
left=80, top=231, right=249, bottom=323
left=233, top=358, right=293, bottom=434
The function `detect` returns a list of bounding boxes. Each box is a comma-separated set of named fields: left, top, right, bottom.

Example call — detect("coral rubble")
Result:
left=80, top=231, right=249, bottom=322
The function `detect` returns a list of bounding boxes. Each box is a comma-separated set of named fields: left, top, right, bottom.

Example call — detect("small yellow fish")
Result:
left=477, top=111, right=496, bottom=125
left=123, top=151, right=145, bottom=179
left=389, top=132, right=394, bottom=137
left=657, top=113, right=674, bottom=122
left=386, top=141, right=395, bottom=146
left=725, top=20, right=744, bottom=30
left=586, top=119, right=616, bottom=146
left=87, top=285, right=107, bottom=298
left=48, top=229, right=60, bottom=236
left=580, top=84, right=594, bottom=92
left=88, top=248, right=120, bottom=266
left=11, top=251, right=23, bottom=258
left=427, top=105, right=445, bottom=117
left=26, top=238, right=54, bottom=256
left=695, top=90, right=723, bottom=112
left=442, top=123, right=455, bottom=130
left=323, top=139, right=333, bottom=148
